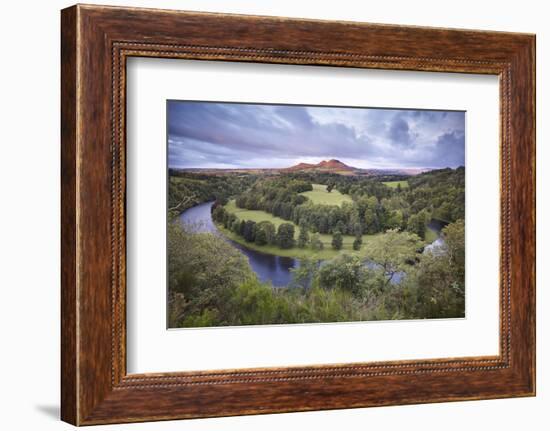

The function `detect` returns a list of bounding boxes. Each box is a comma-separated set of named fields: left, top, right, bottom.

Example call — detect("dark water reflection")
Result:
left=178, top=201, right=297, bottom=287
left=427, top=218, right=449, bottom=233
left=178, top=201, right=444, bottom=287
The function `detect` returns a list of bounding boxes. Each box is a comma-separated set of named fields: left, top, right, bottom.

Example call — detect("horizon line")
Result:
left=168, top=165, right=463, bottom=171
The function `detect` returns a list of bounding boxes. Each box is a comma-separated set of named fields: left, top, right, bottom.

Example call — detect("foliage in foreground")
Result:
left=168, top=221, right=465, bottom=328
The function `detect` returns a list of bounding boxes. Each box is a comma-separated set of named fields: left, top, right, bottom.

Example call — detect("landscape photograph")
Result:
left=167, top=100, right=466, bottom=328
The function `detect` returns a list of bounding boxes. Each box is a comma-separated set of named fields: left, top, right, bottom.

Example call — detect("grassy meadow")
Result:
left=216, top=223, right=380, bottom=260
left=221, top=198, right=379, bottom=259
left=299, top=184, right=353, bottom=206
left=382, top=180, right=409, bottom=189
left=219, top=182, right=438, bottom=259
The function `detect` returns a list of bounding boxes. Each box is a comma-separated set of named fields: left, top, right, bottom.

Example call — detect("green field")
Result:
left=217, top=223, right=382, bottom=260
left=221, top=180, right=434, bottom=259
left=382, top=180, right=409, bottom=189
left=224, top=200, right=291, bottom=229
left=221, top=199, right=377, bottom=259
left=300, top=184, right=353, bottom=206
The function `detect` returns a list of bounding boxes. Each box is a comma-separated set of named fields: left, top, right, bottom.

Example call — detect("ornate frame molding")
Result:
left=61, top=5, right=535, bottom=425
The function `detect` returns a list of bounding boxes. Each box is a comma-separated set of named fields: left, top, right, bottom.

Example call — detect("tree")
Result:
left=396, top=183, right=402, bottom=193
left=167, top=223, right=254, bottom=327
left=407, top=210, right=428, bottom=240
left=411, top=219, right=466, bottom=319
left=366, top=229, right=422, bottom=284
left=225, top=213, right=237, bottom=229
left=257, top=221, right=276, bottom=245
left=326, top=183, right=334, bottom=193
left=319, top=215, right=329, bottom=233
left=243, top=220, right=256, bottom=242
left=317, top=255, right=369, bottom=294
left=363, top=196, right=379, bottom=234
left=244, top=194, right=258, bottom=210
left=216, top=195, right=229, bottom=206
left=434, top=202, right=453, bottom=222
left=290, top=258, right=318, bottom=290
left=335, top=220, right=346, bottom=235
left=353, top=222, right=363, bottom=237
left=254, top=225, right=268, bottom=245
left=353, top=236, right=362, bottom=251
left=235, top=194, right=247, bottom=208
left=277, top=223, right=295, bottom=249
left=386, top=209, right=403, bottom=230
left=297, top=224, right=310, bottom=248
left=413, top=253, right=464, bottom=318
left=231, top=218, right=241, bottom=234
left=441, top=219, right=465, bottom=280
left=331, top=231, right=343, bottom=250
left=168, top=172, right=255, bottom=217
left=310, top=233, right=324, bottom=251
left=211, top=206, right=226, bottom=223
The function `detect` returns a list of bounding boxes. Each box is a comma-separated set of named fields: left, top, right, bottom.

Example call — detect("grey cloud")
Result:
left=167, top=101, right=465, bottom=169
left=430, top=131, right=466, bottom=167
left=389, top=116, right=415, bottom=148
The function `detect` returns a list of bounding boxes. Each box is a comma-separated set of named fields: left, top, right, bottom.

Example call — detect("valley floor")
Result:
left=221, top=194, right=438, bottom=259
left=222, top=199, right=379, bottom=259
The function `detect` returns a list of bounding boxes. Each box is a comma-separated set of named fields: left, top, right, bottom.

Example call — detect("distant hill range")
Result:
left=178, top=159, right=432, bottom=176
left=283, top=159, right=355, bottom=172
left=282, top=159, right=430, bottom=176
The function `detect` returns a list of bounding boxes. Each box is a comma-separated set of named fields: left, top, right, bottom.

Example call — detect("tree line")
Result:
left=231, top=168, right=464, bottom=241
left=213, top=204, right=308, bottom=250
left=168, top=171, right=256, bottom=217
left=212, top=203, right=353, bottom=251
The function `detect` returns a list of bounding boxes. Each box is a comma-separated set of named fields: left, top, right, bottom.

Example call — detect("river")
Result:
left=178, top=201, right=297, bottom=286
left=424, top=219, right=448, bottom=255
left=178, top=201, right=443, bottom=287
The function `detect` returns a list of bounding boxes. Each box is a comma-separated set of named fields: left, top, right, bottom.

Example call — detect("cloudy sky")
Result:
left=167, top=101, right=465, bottom=169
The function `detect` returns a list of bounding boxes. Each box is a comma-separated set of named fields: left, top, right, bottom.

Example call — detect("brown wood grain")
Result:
left=61, top=4, right=536, bottom=425
left=60, top=5, right=78, bottom=425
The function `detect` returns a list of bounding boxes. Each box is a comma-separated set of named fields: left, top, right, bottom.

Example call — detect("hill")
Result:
left=283, top=159, right=356, bottom=172
left=175, top=163, right=433, bottom=177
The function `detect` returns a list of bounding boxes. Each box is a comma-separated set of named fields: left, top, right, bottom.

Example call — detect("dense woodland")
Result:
left=168, top=168, right=465, bottom=327
left=211, top=167, right=464, bottom=250
left=168, top=169, right=255, bottom=216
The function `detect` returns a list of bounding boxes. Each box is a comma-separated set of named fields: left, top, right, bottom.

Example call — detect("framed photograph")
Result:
left=165, top=100, right=467, bottom=329
left=61, top=4, right=535, bottom=425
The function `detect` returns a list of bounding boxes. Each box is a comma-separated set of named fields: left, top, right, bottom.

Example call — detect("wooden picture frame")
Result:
left=61, top=4, right=535, bottom=425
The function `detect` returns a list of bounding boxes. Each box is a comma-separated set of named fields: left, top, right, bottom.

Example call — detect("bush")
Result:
left=254, top=226, right=268, bottom=245
left=257, top=220, right=276, bottom=245
left=297, top=225, right=309, bottom=248
left=277, top=223, right=295, bottom=249
left=167, top=223, right=255, bottom=327
left=317, top=254, right=369, bottom=294
left=331, top=231, right=343, bottom=250
left=310, top=233, right=324, bottom=251
left=243, top=220, right=256, bottom=242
